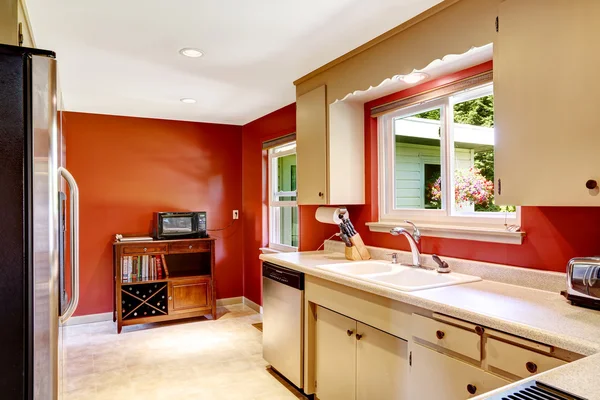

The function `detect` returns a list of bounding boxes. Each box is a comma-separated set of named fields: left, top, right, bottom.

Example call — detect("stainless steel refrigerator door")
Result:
left=31, top=54, right=59, bottom=400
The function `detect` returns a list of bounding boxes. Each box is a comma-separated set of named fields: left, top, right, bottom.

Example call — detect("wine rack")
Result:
left=121, top=282, right=168, bottom=320
left=114, top=238, right=216, bottom=333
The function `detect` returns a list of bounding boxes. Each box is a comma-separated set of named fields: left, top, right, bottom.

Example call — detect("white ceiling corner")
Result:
left=26, top=0, right=443, bottom=125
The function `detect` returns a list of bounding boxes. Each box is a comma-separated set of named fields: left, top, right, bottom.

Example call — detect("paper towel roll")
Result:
left=315, top=207, right=348, bottom=225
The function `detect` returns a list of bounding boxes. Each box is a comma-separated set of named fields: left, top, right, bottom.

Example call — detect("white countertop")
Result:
left=260, top=251, right=600, bottom=355
left=260, top=250, right=600, bottom=399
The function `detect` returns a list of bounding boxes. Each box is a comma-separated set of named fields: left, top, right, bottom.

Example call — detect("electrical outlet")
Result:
left=233, top=210, right=239, bottom=220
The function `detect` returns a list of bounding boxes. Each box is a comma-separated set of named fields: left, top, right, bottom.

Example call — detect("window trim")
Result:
left=268, top=142, right=299, bottom=252
left=374, top=80, right=524, bottom=244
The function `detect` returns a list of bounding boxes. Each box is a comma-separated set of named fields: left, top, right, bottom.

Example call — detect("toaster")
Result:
left=565, top=257, right=600, bottom=310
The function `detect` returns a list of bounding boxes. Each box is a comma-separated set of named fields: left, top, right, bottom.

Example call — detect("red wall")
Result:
left=241, top=64, right=600, bottom=307
left=63, top=112, right=243, bottom=316
left=241, top=105, right=339, bottom=305
left=69, top=62, right=600, bottom=314
left=241, top=104, right=296, bottom=305
left=352, top=61, right=600, bottom=272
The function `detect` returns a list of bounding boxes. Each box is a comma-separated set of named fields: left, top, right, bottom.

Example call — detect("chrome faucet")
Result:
left=390, top=221, right=422, bottom=267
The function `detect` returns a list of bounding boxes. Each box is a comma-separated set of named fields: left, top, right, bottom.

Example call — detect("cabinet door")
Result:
left=356, top=323, right=408, bottom=400
left=169, top=277, right=210, bottom=314
left=297, top=85, right=328, bottom=205
left=494, top=0, right=600, bottom=205
left=409, top=343, right=510, bottom=399
left=315, top=306, right=356, bottom=400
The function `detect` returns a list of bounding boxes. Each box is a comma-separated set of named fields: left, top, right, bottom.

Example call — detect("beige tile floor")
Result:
left=62, top=304, right=305, bottom=400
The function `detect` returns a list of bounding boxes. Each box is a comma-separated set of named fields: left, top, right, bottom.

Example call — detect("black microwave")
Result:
left=153, top=212, right=208, bottom=240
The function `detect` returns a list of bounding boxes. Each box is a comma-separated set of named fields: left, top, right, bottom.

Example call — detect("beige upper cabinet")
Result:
left=17, top=0, right=34, bottom=47
left=494, top=0, right=600, bottom=206
left=296, top=85, right=365, bottom=205
left=297, top=85, right=329, bottom=205
left=1, top=0, right=34, bottom=47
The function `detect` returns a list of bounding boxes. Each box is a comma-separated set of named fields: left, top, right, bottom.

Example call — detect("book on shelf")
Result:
left=121, top=254, right=168, bottom=283
left=160, top=254, right=169, bottom=276
left=156, top=256, right=163, bottom=279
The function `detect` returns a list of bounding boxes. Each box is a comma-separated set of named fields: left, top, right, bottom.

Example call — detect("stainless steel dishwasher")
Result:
left=262, top=262, right=304, bottom=389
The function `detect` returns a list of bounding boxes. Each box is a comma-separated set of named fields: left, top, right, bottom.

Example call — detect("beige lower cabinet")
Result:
left=356, top=322, right=408, bottom=400
left=409, top=343, right=510, bottom=399
left=315, top=306, right=356, bottom=400
left=315, top=306, right=409, bottom=400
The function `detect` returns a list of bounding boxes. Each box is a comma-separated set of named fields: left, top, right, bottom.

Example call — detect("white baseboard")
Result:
left=216, top=296, right=243, bottom=306
left=63, top=312, right=113, bottom=326
left=243, top=297, right=263, bottom=314
left=65, top=296, right=259, bottom=326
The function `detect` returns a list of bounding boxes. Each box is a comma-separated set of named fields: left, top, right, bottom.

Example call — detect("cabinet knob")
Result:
left=436, top=330, right=445, bottom=340
left=188, top=245, right=193, bottom=249
left=168, top=296, right=172, bottom=300
left=143, top=247, right=147, bottom=252
left=467, top=384, right=477, bottom=395
left=526, top=361, right=538, bottom=373
left=318, top=191, right=324, bottom=197
left=475, top=326, right=485, bottom=335
left=347, top=329, right=354, bottom=336
left=586, top=180, right=597, bottom=190
left=355, top=333, right=363, bottom=340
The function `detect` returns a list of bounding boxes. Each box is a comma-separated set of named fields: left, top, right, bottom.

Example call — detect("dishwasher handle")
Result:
left=263, top=262, right=304, bottom=290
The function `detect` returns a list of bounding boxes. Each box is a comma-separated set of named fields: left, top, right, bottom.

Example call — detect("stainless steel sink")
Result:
left=316, top=261, right=480, bottom=291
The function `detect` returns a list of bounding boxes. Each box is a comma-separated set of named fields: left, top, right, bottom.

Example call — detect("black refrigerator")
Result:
left=0, top=44, right=80, bottom=400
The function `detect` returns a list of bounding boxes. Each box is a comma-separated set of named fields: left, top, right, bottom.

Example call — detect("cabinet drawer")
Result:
left=411, top=314, right=481, bottom=361
left=410, top=343, right=510, bottom=399
left=121, top=244, right=167, bottom=255
left=169, top=277, right=210, bottom=313
left=486, top=338, right=566, bottom=378
left=169, top=241, right=211, bottom=254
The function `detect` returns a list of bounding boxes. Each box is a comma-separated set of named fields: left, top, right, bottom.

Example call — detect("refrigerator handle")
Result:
left=58, top=167, right=80, bottom=324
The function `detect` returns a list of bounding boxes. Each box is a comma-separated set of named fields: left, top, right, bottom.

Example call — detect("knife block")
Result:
left=344, top=233, right=371, bottom=261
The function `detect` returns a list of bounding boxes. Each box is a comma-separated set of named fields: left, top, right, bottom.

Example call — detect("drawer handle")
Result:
left=188, top=245, right=193, bottom=249
left=526, top=361, right=538, bottom=373
left=355, top=334, right=362, bottom=340
left=436, top=330, right=445, bottom=340
left=586, top=179, right=597, bottom=190
left=143, top=247, right=147, bottom=252
left=467, top=384, right=477, bottom=395
left=475, top=326, right=485, bottom=335
left=347, top=329, right=354, bottom=337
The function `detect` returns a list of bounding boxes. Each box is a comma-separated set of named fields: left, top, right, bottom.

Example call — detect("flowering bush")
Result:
left=428, top=167, right=494, bottom=207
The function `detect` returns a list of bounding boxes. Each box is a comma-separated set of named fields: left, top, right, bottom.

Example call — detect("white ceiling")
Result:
left=26, top=0, right=443, bottom=125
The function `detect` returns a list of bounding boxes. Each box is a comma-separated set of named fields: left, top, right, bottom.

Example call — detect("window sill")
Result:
left=366, top=221, right=526, bottom=245
left=262, top=244, right=298, bottom=253
left=259, top=247, right=281, bottom=255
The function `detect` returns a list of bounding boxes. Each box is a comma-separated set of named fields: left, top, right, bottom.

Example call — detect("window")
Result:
left=378, top=81, right=520, bottom=233
left=268, top=142, right=299, bottom=251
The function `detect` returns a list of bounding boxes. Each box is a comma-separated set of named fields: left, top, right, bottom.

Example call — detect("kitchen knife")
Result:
left=340, top=234, right=352, bottom=247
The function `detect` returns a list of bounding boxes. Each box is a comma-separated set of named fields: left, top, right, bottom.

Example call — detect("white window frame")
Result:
left=372, top=83, right=524, bottom=244
left=268, top=142, right=299, bottom=252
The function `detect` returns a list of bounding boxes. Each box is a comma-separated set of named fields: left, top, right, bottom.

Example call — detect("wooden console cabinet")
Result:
left=113, top=238, right=216, bottom=333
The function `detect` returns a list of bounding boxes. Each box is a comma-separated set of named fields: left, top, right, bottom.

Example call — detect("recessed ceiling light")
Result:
left=400, top=72, right=429, bottom=84
left=179, top=48, right=204, bottom=58
left=180, top=98, right=196, bottom=104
